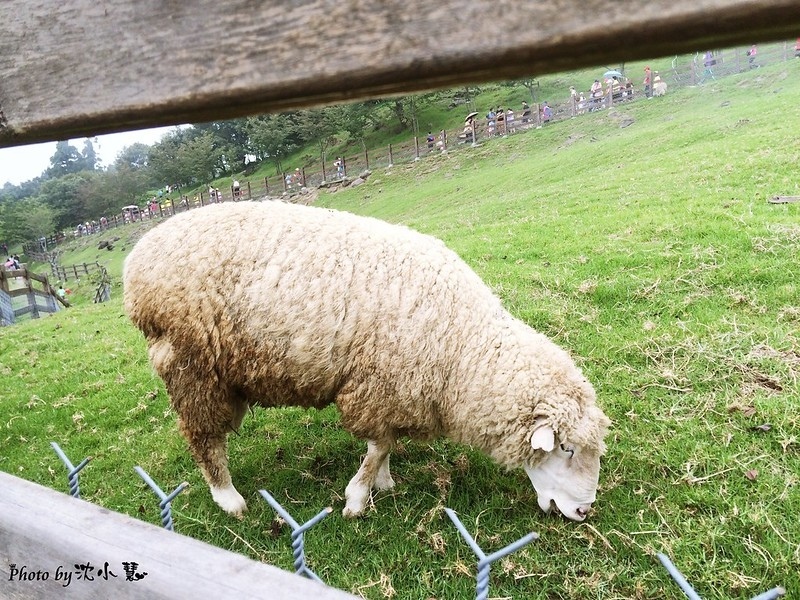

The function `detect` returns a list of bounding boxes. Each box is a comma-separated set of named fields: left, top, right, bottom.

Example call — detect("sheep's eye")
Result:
left=560, top=443, right=575, bottom=459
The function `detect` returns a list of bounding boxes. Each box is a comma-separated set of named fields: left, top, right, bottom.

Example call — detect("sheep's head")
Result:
left=523, top=406, right=610, bottom=521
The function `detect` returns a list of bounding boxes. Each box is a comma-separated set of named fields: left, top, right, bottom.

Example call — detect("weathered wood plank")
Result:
left=0, top=471, right=357, bottom=599
left=1, top=0, right=799, bottom=146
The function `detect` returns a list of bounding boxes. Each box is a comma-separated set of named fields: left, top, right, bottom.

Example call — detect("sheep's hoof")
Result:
left=373, top=475, right=395, bottom=491
left=211, top=484, right=247, bottom=516
left=342, top=505, right=365, bottom=519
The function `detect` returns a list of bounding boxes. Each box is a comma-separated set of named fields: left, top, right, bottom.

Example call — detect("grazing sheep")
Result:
left=123, top=201, right=610, bottom=521
left=653, top=74, right=668, bottom=97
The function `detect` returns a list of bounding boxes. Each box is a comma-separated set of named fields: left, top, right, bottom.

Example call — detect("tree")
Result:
left=113, top=142, right=152, bottom=172
left=36, top=173, right=91, bottom=230
left=517, top=78, right=541, bottom=103
left=148, top=130, right=190, bottom=187
left=246, top=114, right=298, bottom=174
left=377, top=93, right=437, bottom=135
left=339, top=102, right=378, bottom=151
left=177, top=132, right=223, bottom=185
left=100, top=164, right=153, bottom=211
left=294, top=108, right=346, bottom=168
left=193, top=119, right=250, bottom=175
left=80, top=139, right=98, bottom=171
left=0, top=198, right=56, bottom=244
left=46, top=141, right=84, bottom=178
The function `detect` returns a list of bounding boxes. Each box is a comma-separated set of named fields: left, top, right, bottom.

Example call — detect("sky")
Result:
left=0, top=126, right=179, bottom=187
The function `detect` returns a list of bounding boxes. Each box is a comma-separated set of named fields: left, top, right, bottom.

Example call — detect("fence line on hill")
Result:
left=20, top=41, right=798, bottom=259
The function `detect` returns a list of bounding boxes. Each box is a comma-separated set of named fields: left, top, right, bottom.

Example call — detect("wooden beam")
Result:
left=1, top=0, right=798, bottom=146
left=0, top=472, right=357, bottom=599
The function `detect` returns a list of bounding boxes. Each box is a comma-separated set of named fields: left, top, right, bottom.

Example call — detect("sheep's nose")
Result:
left=575, top=506, right=590, bottom=519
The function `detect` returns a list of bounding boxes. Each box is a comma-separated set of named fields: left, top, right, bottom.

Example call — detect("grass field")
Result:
left=2, top=58, right=799, bottom=599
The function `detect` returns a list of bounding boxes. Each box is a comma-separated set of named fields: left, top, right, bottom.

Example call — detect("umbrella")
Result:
left=464, top=112, right=479, bottom=122
left=603, top=70, right=623, bottom=79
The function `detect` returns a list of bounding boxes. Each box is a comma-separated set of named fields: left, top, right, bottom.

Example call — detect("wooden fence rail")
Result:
left=0, top=472, right=357, bottom=600
left=1, top=1, right=799, bottom=147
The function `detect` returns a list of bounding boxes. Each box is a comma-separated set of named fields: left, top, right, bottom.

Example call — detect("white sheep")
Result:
left=123, top=201, right=610, bottom=521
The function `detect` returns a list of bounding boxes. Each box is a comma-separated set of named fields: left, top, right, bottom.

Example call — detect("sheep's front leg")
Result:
left=343, top=440, right=393, bottom=518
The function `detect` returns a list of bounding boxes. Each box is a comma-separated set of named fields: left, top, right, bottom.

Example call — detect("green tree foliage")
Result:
left=339, top=102, right=378, bottom=150
left=80, top=139, right=98, bottom=171
left=294, top=107, right=348, bottom=166
left=0, top=198, right=56, bottom=243
left=114, top=142, right=151, bottom=171
left=46, top=141, right=85, bottom=179
left=246, top=114, right=298, bottom=174
left=36, top=173, right=92, bottom=230
left=177, top=131, right=223, bottom=185
left=193, top=120, right=249, bottom=175
left=147, top=130, right=190, bottom=187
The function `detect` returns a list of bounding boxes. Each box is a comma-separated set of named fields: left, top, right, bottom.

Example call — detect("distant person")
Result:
left=521, top=101, right=531, bottom=124
left=462, top=114, right=476, bottom=143
left=541, top=102, right=552, bottom=123
left=57, top=285, right=66, bottom=300
left=232, top=180, right=241, bottom=198
left=701, top=51, right=716, bottom=83
left=505, top=107, right=515, bottom=132
left=747, top=44, right=758, bottom=68
left=795, top=37, right=800, bottom=58
left=643, top=66, right=652, bottom=98
left=485, top=108, right=496, bottom=136
left=577, top=92, right=587, bottom=114
left=426, top=131, right=435, bottom=151
left=590, top=79, right=603, bottom=110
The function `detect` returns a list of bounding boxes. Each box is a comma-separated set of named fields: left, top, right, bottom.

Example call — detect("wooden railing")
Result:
left=0, top=472, right=356, bottom=600
left=0, top=267, right=68, bottom=326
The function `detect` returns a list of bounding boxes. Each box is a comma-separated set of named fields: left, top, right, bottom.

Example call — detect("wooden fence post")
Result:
left=388, top=144, right=393, bottom=167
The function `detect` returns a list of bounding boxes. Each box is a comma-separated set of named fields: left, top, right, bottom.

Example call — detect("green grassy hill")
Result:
left=2, top=58, right=798, bottom=599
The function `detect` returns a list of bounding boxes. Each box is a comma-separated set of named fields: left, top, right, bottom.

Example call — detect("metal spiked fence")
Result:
left=48, top=442, right=787, bottom=599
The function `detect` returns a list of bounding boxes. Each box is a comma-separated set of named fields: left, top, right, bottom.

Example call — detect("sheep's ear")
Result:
left=530, top=422, right=556, bottom=452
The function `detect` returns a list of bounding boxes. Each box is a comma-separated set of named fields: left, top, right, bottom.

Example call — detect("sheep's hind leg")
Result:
left=149, top=338, right=249, bottom=516
left=176, top=398, right=249, bottom=517
left=343, top=440, right=393, bottom=518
